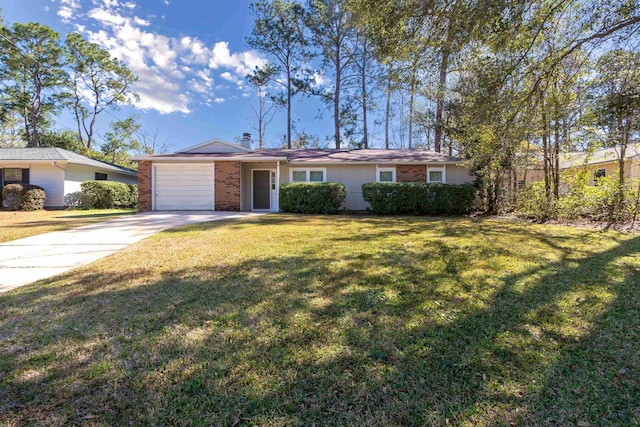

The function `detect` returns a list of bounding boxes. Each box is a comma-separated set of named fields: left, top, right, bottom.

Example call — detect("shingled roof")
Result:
left=0, top=148, right=137, bottom=175
left=137, top=148, right=463, bottom=164
left=560, top=142, right=640, bottom=168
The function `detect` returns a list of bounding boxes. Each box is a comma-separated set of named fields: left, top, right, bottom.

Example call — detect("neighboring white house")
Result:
left=0, top=148, right=138, bottom=208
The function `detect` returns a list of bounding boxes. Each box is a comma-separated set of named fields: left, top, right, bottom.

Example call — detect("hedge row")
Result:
left=280, top=182, right=346, bottom=214
left=80, top=181, right=138, bottom=209
left=2, top=184, right=46, bottom=211
left=362, top=182, right=478, bottom=215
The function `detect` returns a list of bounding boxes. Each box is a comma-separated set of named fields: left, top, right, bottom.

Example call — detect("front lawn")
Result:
left=0, top=208, right=136, bottom=243
left=0, top=216, right=638, bottom=425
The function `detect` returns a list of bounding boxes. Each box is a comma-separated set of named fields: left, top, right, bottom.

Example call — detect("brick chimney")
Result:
left=240, top=132, right=253, bottom=150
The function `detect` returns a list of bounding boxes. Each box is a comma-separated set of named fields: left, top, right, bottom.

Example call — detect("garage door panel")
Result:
left=154, top=164, right=214, bottom=210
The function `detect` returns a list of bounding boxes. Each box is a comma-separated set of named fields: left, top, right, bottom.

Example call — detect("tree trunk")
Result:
left=619, top=127, right=627, bottom=187
left=553, top=119, right=560, bottom=199
left=542, top=104, right=550, bottom=202
left=361, top=40, right=368, bottom=149
left=29, top=84, right=41, bottom=148
left=258, top=91, right=264, bottom=149
left=334, top=47, right=342, bottom=149
left=385, top=65, right=392, bottom=150
left=408, top=63, right=417, bottom=150
left=286, top=66, right=292, bottom=149
left=434, top=47, right=450, bottom=153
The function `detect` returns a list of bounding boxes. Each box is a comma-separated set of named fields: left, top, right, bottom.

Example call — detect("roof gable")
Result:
left=179, top=139, right=250, bottom=154
left=0, top=147, right=137, bottom=175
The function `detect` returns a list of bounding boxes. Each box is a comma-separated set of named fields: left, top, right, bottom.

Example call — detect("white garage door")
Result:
left=154, top=164, right=214, bottom=210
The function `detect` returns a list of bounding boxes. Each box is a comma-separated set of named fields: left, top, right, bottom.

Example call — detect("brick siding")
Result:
left=137, top=160, right=152, bottom=212
left=397, top=165, right=426, bottom=182
left=214, top=161, right=241, bottom=211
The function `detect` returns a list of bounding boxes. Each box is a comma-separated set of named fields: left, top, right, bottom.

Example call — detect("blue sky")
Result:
left=1, top=0, right=334, bottom=152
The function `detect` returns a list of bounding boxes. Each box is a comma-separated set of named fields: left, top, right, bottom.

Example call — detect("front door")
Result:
left=252, top=170, right=271, bottom=210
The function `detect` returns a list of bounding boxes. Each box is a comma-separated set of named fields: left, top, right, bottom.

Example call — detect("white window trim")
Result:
left=376, top=166, right=396, bottom=183
left=289, top=167, right=327, bottom=183
left=427, top=166, right=446, bottom=183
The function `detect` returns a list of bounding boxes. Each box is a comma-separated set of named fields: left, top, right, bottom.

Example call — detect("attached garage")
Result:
left=154, top=163, right=214, bottom=210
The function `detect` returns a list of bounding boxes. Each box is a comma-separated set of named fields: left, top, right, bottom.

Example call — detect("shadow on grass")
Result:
left=0, top=217, right=638, bottom=425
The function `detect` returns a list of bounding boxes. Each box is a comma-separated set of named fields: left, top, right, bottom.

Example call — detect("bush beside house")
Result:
left=80, top=181, right=138, bottom=209
left=362, top=182, right=478, bottom=215
left=518, top=174, right=640, bottom=222
left=2, top=184, right=46, bottom=211
left=280, top=182, right=346, bottom=214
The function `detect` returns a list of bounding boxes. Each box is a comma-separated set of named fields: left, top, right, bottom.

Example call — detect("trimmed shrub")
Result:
left=2, top=184, right=47, bottom=211
left=80, top=181, right=138, bottom=209
left=20, top=185, right=46, bottom=211
left=280, top=182, right=346, bottom=214
left=2, top=184, right=23, bottom=210
left=362, top=182, right=478, bottom=215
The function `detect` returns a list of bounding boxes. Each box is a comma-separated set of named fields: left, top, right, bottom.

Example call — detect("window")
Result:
left=310, top=171, right=324, bottom=182
left=292, top=171, right=307, bottom=182
left=95, top=172, right=108, bottom=181
left=593, top=169, right=606, bottom=186
left=3, top=168, right=28, bottom=185
left=427, top=167, right=446, bottom=183
left=376, top=167, right=396, bottom=183
left=290, top=168, right=326, bottom=183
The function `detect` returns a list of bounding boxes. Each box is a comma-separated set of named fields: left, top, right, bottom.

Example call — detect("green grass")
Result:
left=0, top=215, right=638, bottom=426
left=0, top=208, right=136, bottom=243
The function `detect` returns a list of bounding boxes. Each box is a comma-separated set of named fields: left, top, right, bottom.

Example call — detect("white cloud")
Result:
left=311, top=72, right=326, bottom=88
left=58, top=0, right=81, bottom=22
left=63, top=1, right=265, bottom=114
left=133, top=17, right=150, bottom=26
left=220, top=72, right=237, bottom=83
left=88, top=8, right=127, bottom=25
left=208, top=42, right=266, bottom=77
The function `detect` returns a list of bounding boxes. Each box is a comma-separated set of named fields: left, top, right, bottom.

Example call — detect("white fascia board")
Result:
left=0, top=160, right=69, bottom=165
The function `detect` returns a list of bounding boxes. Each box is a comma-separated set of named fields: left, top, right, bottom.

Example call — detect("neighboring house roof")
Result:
left=133, top=144, right=464, bottom=165
left=561, top=142, right=640, bottom=169
left=0, top=148, right=138, bottom=176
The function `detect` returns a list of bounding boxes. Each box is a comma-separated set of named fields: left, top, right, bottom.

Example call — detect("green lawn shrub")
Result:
left=80, top=181, right=138, bottom=209
left=280, top=182, right=346, bottom=214
left=362, top=182, right=478, bottom=215
left=518, top=170, right=639, bottom=222
left=2, top=183, right=47, bottom=211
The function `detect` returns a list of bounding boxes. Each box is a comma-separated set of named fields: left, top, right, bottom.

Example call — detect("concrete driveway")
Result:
left=0, top=211, right=264, bottom=293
